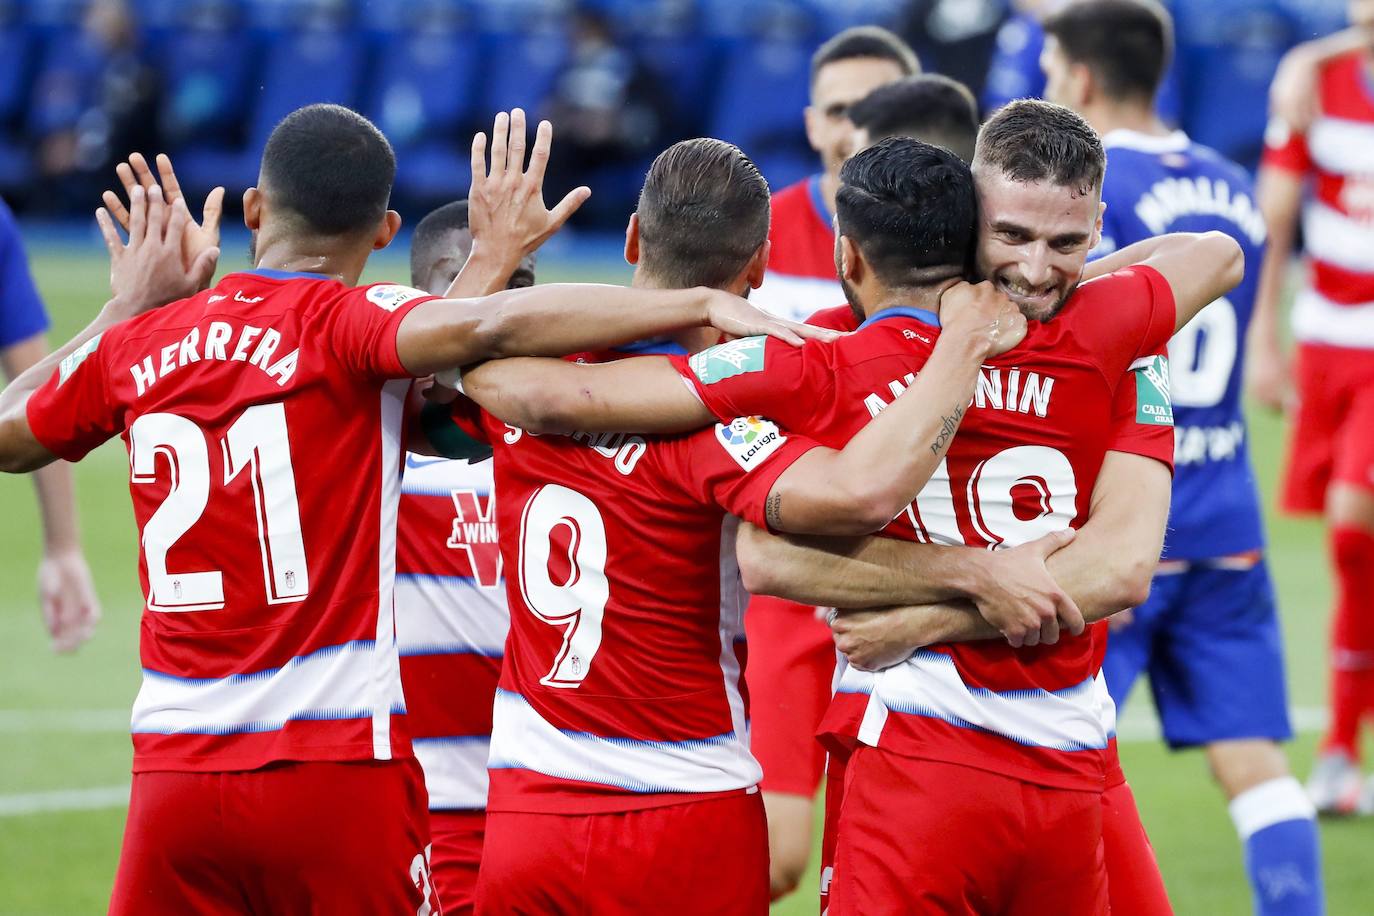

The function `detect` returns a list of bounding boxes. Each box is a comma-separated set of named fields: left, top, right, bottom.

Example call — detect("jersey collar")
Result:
left=612, top=337, right=689, bottom=356
left=857, top=306, right=941, bottom=330
left=245, top=267, right=335, bottom=281
left=1100, top=128, right=1190, bottom=154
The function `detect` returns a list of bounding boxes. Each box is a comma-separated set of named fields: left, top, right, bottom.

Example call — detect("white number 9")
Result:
left=517, top=485, right=610, bottom=688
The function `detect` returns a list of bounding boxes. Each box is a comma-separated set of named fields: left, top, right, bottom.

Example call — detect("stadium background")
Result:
left=1, top=0, right=1373, bottom=912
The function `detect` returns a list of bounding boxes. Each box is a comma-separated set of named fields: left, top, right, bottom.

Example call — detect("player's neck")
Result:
left=631, top=271, right=738, bottom=352
left=252, top=235, right=369, bottom=286
left=861, top=283, right=945, bottom=320
left=1083, top=102, right=1170, bottom=142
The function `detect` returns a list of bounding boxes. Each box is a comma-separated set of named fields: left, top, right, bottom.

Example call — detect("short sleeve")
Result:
left=327, top=283, right=437, bottom=380
left=1260, top=116, right=1312, bottom=176
left=1106, top=352, right=1174, bottom=472
left=1073, top=266, right=1177, bottom=379
left=26, top=332, right=120, bottom=462
left=665, top=418, right=819, bottom=528
left=666, top=336, right=828, bottom=431
left=0, top=199, right=49, bottom=349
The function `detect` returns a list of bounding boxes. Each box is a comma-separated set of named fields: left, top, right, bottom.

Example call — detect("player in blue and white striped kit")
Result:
left=1042, top=3, right=1326, bottom=915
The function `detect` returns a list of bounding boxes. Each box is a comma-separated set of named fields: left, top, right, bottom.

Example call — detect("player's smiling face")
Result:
left=973, top=168, right=1103, bottom=322
left=806, top=58, right=906, bottom=177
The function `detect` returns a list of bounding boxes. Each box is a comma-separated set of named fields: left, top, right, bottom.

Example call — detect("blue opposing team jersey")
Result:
left=1093, top=130, right=1267, bottom=560
left=0, top=197, right=48, bottom=349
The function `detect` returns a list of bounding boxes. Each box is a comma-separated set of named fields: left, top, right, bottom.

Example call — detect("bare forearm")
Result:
left=1253, top=169, right=1303, bottom=349
left=772, top=329, right=986, bottom=534
left=31, top=461, right=80, bottom=549
left=399, top=284, right=713, bottom=375
left=442, top=241, right=523, bottom=299
left=737, top=523, right=980, bottom=608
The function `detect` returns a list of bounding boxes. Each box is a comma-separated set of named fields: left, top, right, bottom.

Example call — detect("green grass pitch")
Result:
left=1, top=242, right=1371, bottom=913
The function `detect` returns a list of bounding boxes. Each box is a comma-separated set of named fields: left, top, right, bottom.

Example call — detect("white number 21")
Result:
left=129, top=403, right=310, bottom=612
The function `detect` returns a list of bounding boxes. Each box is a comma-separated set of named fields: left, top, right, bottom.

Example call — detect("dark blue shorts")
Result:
left=1102, top=560, right=1293, bottom=749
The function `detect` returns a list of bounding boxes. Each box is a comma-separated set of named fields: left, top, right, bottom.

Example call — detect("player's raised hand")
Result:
left=966, top=528, right=1084, bottom=648
left=102, top=153, right=224, bottom=291
left=938, top=280, right=1026, bottom=357
left=98, top=185, right=219, bottom=318
left=701, top=290, right=842, bottom=346
left=469, top=109, right=591, bottom=261
left=38, top=547, right=100, bottom=654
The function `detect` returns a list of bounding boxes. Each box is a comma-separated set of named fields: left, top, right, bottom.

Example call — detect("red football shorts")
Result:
left=747, top=595, right=835, bottom=796
left=1282, top=342, right=1374, bottom=513
left=818, top=753, right=847, bottom=913
left=475, top=792, right=769, bottom=915
left=110, top=758, right=437, bottom=916
left=430, top=810, right=486, bottom=916
left=1101, top=779, right=1174, bottom=915
left=826, top=745, right=1107, bottom=916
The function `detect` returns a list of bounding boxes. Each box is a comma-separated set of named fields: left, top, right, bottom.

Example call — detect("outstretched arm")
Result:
left=1081, top=231, right=1244, bottom=332
left=1247, top=166, right=1303, bottom=412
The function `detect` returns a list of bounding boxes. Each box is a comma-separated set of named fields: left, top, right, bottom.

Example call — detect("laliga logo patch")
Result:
left=717, top=416, right=785, bottom=469
left=366, top=284, right=428, bottom=312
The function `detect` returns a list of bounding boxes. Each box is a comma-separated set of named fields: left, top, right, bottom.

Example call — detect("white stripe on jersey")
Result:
left=836, top=650, right=1110, bottom=753
left=487, top=689, right=762, bottom=794
left=371, top=379, right=410, bottom=759
left=413, top=735, right=491, bottom=810
left=715, top=517, right=751, bottom=748
left=752, top=272, right=842, bottom=324
left=1308, top=117, right=1374, bottom=176
left=1293, top=287, right=1374, bottom=347
left=131, top=640, right=400, bottom=735
left=394, top=575, right=508, bottom=657
left=1301, top=199, right=1374, bottom=274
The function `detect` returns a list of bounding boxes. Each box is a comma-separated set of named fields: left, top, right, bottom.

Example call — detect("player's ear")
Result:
left=746, top=239, right=770, bottom=289
left=1073, top=62, right=1094, bottom=108
left=372, top=210, right=403, bottom=252
left=624, top=212, right=641, bottom=265
left=803, top=105, right=823, bottom=154
left=838, top=235, right=862, bottom=284
left=1092, top=199, right=1106, bottom=250
left=242, top=187, right=261, bottom=231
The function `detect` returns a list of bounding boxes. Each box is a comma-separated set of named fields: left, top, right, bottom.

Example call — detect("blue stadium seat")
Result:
left=157, top=15, right=256, bottom=148
left=632, top=31, right=716, bottom=134
left=174, top=25, right=365, bottom=198
left=26, top=27, right=105, bottom=138
left=707, top=35, right=812, bottom=167
left=480, top=28, right=569, bottom=116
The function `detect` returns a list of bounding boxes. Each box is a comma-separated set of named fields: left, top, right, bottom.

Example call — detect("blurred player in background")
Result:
left=752, top=25, right=918, bottom=323
left=1254, top=0, right=1374, bottom=816
left=0, top=103, right=820, bottom=913
left=749, top=69, right=983, bottom=901
left=847, top=73, right=980, bottom=163
left=1042, top=3, right=1326, bottom=914
left=0, top=195, right=101, bottom=652
left=394, top=199, right=533, bottom=914
left=434, top=138, right=1022, bottom=915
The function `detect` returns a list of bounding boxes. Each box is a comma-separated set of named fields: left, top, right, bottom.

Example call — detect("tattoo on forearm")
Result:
left=765, top=492, right=783, bottom=530
left=929, top=403, right=965, bottom=455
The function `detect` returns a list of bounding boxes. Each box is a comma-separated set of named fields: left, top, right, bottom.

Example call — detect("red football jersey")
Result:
left=445, top=394, right=820, bottom=813
left=669, top=267, right=1177, bottom=791
left=753, top=176, right=845, bottom=323
left=395, top=454, right=507, bottom=811
left=1263, top=50, right=1374, bottom=347
left=27, top=269, right=436, bottom=772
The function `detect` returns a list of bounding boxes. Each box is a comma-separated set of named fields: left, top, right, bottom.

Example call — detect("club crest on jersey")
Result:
left=688, top=336, right=766, bottom=384
left=366, top=284, right=428, bottom=312
left=58, top=333, right=101, bottom=386
left=1131, top=355, right=1173, bottom=426
left=717, top=416, right=785, bottom=469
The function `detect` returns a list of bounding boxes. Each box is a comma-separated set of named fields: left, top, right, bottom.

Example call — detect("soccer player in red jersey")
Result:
left=0, top=104, right=829, bottom=914
left=430, top=138, right=1027, bottom=916
left=753, top=26, right=917, bottom=325
left=460, top=106, right=1243, bottom=913
left=1253, top=0, right=1374, bottom=814
left=394, top=200, right=536, bottom=914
